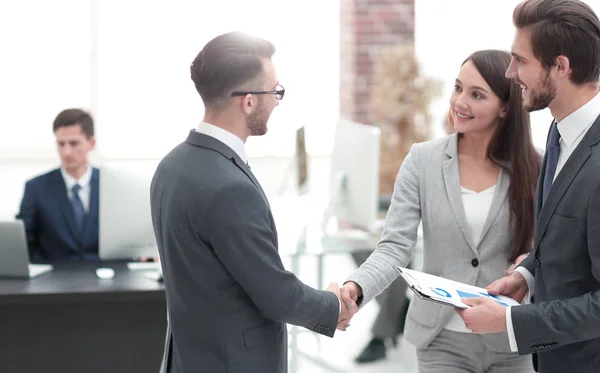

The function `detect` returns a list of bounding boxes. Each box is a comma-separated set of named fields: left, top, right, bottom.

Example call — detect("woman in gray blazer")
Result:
left=342, top=50, right=541, bottom=372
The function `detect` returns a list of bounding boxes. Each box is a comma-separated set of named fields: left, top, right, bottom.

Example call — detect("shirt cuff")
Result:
left=514, top=267, right=535, bottom=297
left=506, top=306, right=519, bottom=352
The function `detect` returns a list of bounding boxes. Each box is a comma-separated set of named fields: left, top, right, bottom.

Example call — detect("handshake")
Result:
left=327, top=281, right=362, bottom=331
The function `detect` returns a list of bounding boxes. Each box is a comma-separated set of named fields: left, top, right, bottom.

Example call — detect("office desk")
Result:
left=0, top=261, right=166, bottom=373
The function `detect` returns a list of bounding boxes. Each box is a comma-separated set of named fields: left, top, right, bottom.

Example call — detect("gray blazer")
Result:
left=512, top=115, right=600, bottom=373
left=347, top=133, right=517, bottom=352
left=150, top=131, right=339, bottom=373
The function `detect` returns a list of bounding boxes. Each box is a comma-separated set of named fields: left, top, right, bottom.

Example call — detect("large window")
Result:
left=0, top=0, right=92, bottom=160
left=0, top=0, right=340, bottom=161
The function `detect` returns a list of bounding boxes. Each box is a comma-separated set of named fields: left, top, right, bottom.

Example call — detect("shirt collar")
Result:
left=195, top=121, right=248, bottom=163
left=556, top=91, right=600, bottom=148
left=60, top=165, right=93, bottom=191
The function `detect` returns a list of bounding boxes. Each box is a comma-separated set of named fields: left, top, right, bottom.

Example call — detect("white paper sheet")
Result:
left=395, top=266, right=520, bottom=309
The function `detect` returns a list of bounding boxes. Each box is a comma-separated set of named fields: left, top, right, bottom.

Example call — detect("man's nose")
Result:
left=505, top=61, right=516, bottom=79
left=62, top=145, right=73, bottom=155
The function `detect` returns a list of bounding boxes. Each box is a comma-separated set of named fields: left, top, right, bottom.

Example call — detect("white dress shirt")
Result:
left=196, top=122, right=248, bottom=163
left=61, top=165, right=93, bottom=213
left=506, top=91, right=600, bottom=352
left=195, top=121, right=342, bottom=315
left=445, top=185, right=495, bottom=333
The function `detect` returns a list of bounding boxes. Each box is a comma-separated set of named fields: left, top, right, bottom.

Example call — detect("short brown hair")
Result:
left=513, top=0, right=600, bottom=85
left=190, top=31, right=276, bottom=106
left=53, top=109, right=94, bottom=138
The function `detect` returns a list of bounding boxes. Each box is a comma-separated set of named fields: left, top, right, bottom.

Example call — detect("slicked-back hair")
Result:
left=513, top=0, right=600, bottom=84
left=190, top=31, right=276, bottom=107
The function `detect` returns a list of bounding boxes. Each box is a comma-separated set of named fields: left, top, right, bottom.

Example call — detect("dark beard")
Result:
left=525, top=69, right=556, bottom=112
left=247, top=98, right=268, bottom=136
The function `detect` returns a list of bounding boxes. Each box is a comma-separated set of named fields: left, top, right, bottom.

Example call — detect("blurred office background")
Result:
left=1, top=1, right=597, bottom=372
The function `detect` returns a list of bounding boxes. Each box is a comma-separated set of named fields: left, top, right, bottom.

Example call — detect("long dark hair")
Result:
left=463, top=50, right=541, bottom=262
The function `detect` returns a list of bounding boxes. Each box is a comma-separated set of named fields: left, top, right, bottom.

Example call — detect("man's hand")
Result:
left=455, top=297, right=507, bottom=334
left=327, top=282, right=358, bottom=331
left=506, top=253, right=529, bottom=275
left=486, top=272, right=529, bottom=303
left=340, top=281, right=362, bottom=308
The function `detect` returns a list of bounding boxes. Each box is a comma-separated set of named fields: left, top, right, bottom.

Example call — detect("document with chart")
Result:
left=394, top=266, right=520, bottom=309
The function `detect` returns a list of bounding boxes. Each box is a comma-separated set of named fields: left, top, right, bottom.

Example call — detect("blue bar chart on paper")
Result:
left=394, top=266, right=518, bottom=309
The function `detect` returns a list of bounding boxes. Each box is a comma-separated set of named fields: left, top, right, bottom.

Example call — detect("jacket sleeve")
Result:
left=16, top=180, right=40, bottom=259
left=204, top=180, right=339, bottom=337
left=346, top=143, right=422, bottom=306
left=518, top=248, right=536, bottom=277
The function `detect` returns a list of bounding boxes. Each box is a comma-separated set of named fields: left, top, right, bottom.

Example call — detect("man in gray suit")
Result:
left=456, top=1, right=600, bottom=372
left=150, top=32, right=355, bottom=373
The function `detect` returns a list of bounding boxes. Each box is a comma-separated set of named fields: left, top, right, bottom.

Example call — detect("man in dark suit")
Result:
left=150, top=32, right=356, bottom=373
left=456, top=1, right=600, bottom=372
left=17, top=109, right=99, bottom=261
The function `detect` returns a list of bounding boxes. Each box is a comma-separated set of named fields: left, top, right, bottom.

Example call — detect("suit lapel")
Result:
left=534, top=154, right=546, bottom=225
left=442, top=135, right=476, bottom=253
left=532, top=123, right=553, bottom=246
left=81, top=168, right=99, bottom=246
left=534, top=115, right=600, bottom=247
left=185, top=130, right=270, bottom=207
left=231, top=157, right=270, bottom=208
left=476, top=169, right=508, bottom=247
left=53, top=171, right=82, bottom=246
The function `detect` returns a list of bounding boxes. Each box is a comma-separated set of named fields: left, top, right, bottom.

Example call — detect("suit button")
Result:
left=534, top=259, right=541, bottom=267
left=545, top=344, right=551, bottom=349
left=471, top=258, right=479, bottom=267
left=532, top=346, right=538, bottom=352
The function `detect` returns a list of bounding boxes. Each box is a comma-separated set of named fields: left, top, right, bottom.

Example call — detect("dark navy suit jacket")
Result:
left=17, top=168, right=100, bottom=261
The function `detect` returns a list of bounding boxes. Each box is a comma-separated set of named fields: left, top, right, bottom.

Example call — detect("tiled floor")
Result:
left=282, top=252, right=419, bottom=373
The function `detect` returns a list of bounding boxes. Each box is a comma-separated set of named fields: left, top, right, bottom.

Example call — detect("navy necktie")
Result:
left=542, top=122, right=561, bottom=204
left=71, top=184, right=85, bottom=230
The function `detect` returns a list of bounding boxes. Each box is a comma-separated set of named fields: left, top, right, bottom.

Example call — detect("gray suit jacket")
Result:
left=347, top=134, right=517, bottom=352
left=512, top=115, right=600, bottom=373
left=150, top=130, right=339, bottom=373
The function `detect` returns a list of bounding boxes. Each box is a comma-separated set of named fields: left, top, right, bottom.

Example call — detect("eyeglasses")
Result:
left=231, top=84, right=285, bottom=100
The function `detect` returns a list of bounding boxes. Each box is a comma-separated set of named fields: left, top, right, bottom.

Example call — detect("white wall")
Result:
left=415, top=0, right=600, bottom=148
left=0, top=0, right=340, bottom=220
left=0, top=0, right=93, bottom=160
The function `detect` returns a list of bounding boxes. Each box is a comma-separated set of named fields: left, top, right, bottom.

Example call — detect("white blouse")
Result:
left=444, top=184, right=496, bottom=333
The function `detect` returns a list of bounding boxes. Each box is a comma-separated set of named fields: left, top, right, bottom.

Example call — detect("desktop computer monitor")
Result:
left=99, top=160, right=160, bottom=260
left=329, top=119, right=381, bottom=232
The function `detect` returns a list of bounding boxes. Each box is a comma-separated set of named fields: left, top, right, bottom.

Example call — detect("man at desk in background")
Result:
left=17, top=108, right=99, bottom=261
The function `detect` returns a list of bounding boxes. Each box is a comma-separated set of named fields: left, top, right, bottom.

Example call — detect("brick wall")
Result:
left=340, top=0, right=415, bottom=125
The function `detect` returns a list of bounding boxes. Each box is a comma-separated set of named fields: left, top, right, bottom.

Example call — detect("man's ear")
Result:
left=241, top=94, right=254, bottom=115
left=555, top=55, right=571, bottom=79
left=88, top=136, right=96, bottom=150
